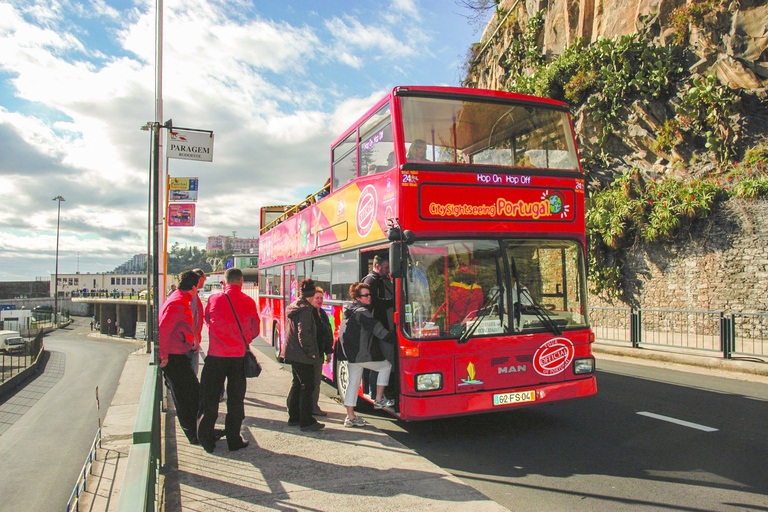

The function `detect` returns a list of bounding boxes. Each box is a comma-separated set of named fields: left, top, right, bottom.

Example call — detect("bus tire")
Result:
left=273, top=324, right=284, bottom=363
left=336, top=359, right=349, bottom=399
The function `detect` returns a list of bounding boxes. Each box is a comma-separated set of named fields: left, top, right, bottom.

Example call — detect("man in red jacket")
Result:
left=198, top=268, right=260, bottom=453
left=159, top=270, right=201, bottom=445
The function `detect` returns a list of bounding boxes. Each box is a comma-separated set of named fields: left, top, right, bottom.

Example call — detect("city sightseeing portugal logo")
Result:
left=542, top=190, right=569, bottom=219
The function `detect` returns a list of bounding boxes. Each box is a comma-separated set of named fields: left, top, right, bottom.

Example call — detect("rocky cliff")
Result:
left=463, top=0, right=768, bottom=309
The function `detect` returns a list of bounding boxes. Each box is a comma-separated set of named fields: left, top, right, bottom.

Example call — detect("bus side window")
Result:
left=333, top=131, right=357, bottom=190
left=359, top=104, right=393, bottom=176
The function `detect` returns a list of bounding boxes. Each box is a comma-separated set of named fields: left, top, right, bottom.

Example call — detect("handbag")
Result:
left=224, top=293, right=262, bottom=378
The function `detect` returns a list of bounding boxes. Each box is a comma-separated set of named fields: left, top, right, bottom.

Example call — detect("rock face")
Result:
left=467, top=0, right=768, bottom=93
left=464, top=2, right=768, bottom=312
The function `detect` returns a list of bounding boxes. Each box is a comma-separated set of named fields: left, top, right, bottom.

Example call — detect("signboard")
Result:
left=169, top=177, right=199, bottom=202
left=168, top=203, right=196, bottom=227
left=167, top=129, right=214, bottom=162
left=418, top=183, right=575, bottom=222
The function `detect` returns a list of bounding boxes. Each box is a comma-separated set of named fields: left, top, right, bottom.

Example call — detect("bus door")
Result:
left=277, top=265, right=296, bottom=358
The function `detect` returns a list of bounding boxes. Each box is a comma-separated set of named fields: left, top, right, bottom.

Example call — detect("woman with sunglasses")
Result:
left=336, top=282, right=395, bottom=427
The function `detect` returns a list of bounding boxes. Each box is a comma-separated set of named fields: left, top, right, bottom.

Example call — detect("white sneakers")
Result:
left=373, top=397, right=395, bottom=409
left=344, top=416, right=366, bottom=427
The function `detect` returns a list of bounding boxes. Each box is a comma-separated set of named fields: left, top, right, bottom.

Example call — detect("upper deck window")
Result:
left=332, top=131, right=357, bottom=191
left=358, top=103, right=394, bottom=177
left=400, top=96, right=579, bottom=171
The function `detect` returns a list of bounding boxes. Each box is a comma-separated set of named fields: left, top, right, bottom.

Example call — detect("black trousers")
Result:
left=198, top=355, right=247, bottom=449
left=162, top=353, right=200, bottom=443
left=287, top=361, right=315, bottom=427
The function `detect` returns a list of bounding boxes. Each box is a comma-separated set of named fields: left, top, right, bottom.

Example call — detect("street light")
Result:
left=53, top=195, right=65, bottom=327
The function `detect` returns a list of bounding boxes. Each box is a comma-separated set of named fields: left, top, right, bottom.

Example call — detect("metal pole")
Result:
left=53, top=196, right=65, bottom=328
left=152, top=0, right=164, bottom=361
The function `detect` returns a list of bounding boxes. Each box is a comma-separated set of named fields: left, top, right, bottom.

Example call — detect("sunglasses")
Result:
left=358, top=293, right=371, bottom=297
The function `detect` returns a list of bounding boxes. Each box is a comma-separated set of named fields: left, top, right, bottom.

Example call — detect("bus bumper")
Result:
left=398, top=376, right=597, bottom=421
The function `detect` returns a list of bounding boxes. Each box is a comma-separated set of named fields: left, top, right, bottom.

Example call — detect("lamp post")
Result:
left=53, top=195, right=65, bottom=327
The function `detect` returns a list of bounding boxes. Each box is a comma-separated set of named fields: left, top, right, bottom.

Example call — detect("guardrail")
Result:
left=0, top=333, right=44, bottom=384
left=65, top=428, right=101, bottom=512
left=590, top=307, right=768, bottom=360
left=115, top=361, right=162, bottom=512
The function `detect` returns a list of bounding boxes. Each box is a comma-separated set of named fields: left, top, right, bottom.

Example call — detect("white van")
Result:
left=0, top=330, right=25, bottom=354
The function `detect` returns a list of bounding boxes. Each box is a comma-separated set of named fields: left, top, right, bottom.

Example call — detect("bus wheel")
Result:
left=272, top=324, right=283, bottom=363
left=336, top=359, right=349, bottom=399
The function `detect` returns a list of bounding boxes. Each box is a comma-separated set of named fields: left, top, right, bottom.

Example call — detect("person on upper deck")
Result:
left=407, top=139, right=428, bottom=162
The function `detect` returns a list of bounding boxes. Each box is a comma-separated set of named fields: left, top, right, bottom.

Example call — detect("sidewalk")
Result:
left=77, top=347, right=151, bottom=511
left=162, top=343, right=509, bottom=511
left=80, top=337, right=768, bottom=511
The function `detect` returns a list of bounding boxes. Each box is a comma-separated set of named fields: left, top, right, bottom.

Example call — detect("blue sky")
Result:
left=0, top=0, right=492, bottom=281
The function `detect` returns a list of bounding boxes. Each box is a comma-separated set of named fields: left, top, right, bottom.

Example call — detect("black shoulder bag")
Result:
left=224, top=293, right=262, bottom=378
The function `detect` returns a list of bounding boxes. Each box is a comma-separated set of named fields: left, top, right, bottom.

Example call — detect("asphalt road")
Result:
left=0, top=317, right=140, bottom=512
left=338, top=358, right=768, bottom=512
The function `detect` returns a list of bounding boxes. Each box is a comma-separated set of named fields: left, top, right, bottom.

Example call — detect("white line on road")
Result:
left=637, top=411, right=719, bottom=432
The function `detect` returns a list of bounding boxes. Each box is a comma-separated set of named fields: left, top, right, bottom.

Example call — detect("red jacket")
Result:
left=448, top=282, right=484, bottom=324
left=191, top=294, right=204, bottom=343
left=205, top=284, right=260, bottom=357
left=159, top=289, right=196, bottom=361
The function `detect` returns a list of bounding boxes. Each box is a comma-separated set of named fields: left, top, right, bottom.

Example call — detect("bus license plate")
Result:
left=493, top=390, right=536, bottom=406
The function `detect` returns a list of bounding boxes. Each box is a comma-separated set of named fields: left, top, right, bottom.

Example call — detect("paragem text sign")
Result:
left=167, top=129, right=214, bottom=162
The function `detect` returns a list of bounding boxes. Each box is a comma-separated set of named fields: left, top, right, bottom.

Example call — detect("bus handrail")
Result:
left=260, top=182, right=331, bottom=234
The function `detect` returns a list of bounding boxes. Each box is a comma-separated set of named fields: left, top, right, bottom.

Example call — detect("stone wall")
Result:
left=591, top=198, right=768, bottom=313
left=467, top=0, right=768, bottom=93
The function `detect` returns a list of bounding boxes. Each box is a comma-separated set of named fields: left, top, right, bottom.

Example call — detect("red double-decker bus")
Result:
left=258, top=86, right=596, bottom=420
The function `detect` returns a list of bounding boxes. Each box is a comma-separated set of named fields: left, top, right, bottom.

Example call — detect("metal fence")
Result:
left=590, top=307, right=768, bottom=361
left=0, top=333, right=44, bottom=383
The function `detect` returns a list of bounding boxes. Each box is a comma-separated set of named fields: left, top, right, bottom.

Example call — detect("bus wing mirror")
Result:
left=389, top=241, right=406, bottom=279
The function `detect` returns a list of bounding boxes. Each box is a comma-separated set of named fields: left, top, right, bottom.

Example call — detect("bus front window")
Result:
left=403, top=239, right=588, bottom=339
left=400, top=96, right=579, bottom=171
left=403, top=240, right=505, bottom=339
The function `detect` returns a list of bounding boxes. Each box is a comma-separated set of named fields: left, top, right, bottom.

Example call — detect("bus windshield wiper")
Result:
left=457, top=288, right=500, bottom=344
left=520, top=288, right=562, bottom=336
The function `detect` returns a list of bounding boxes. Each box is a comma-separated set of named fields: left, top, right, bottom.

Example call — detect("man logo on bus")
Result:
left=533, top=338, right=574, bottom=376
left=356, top=185, right=378, bottom=237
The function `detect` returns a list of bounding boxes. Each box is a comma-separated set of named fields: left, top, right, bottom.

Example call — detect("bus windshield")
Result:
left=402, top=239, right=587, bottom=339
left=400, top=96, right=579, bottom=170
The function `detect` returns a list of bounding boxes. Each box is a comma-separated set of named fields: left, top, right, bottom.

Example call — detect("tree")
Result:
left=166, top=243, right=212, bottom=274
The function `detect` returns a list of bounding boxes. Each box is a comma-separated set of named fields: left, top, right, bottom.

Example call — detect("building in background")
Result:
left=49, top=272, right=181, bottom=297
left=233, top=248, right=259, bottom=269
left=114, top=254, right=148, bottom=274
left=206, top=235, right=259, bottom=253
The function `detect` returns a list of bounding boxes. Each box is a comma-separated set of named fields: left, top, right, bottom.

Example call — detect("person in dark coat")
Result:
left=362, top=255, right=395, bottom=395
left=283, top=279, right=324, bottom=431
left=311, top=287, right=334, bottom=416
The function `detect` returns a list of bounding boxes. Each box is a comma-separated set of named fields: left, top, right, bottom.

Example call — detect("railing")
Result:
left=65, top=428, right=102, bottom=512
left=115, top=361, right=162, bottom=512
left=259, top=182, right=330, bottom=234
left=0, top=333, right=44, bottom=384
left=590, top=307, right=768, bottom=360
left=730, top=312, right=768, bottom=359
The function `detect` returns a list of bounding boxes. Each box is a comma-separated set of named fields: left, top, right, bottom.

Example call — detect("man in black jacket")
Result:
left=362, top=255, right=395, bottom=396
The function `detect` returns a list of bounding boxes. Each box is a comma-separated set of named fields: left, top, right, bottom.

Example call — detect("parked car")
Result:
left=0, top=330, right=25, bottom=354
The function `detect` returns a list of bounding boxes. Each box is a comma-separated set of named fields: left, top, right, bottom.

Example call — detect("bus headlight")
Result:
left=415, top=373, right=442, bottom=391
left=573, top=357, right=595, bottom=375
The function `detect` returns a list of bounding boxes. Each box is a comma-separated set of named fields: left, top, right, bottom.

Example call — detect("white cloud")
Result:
left=0, top=0, right=479, bottom=280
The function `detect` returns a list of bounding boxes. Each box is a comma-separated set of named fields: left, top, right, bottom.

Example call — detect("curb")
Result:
left=593, top=342, right=768, bottom=378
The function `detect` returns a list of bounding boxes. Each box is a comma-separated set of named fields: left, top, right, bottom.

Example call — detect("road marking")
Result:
left=637, top=411, right=719, bottom=432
